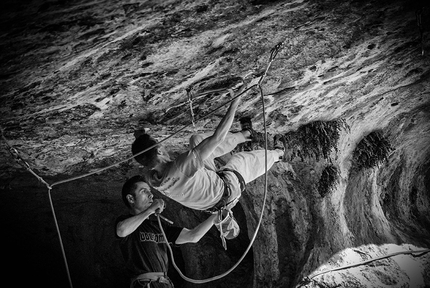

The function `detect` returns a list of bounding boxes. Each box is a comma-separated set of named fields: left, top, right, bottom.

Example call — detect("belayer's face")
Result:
left=132, top=182, right=153, bottom=210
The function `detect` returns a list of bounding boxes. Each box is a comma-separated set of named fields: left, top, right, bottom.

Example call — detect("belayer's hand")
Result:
left=150, top=199, right=165, bottom=215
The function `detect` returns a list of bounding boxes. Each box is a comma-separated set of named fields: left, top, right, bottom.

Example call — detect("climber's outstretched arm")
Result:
left=193, top=92, right=241, bottom=161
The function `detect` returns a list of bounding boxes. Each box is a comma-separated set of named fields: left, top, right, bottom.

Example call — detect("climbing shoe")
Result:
left=273, top=134, right=286, bottom=161
left=273, top=134, right=285, bottom=151
left=239, top=116, right=265, bottom=151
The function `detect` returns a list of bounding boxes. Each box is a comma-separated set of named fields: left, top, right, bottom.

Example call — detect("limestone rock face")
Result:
left=1, top=0, right=429, bottom=287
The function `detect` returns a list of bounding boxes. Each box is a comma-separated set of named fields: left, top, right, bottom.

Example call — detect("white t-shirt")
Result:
left=149, top=149, right=224, bottom=210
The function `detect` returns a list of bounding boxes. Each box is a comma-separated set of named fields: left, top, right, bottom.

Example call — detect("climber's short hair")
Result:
left=132, top=134, right=158, bottom=168
left=121, top=175, right=146, bottom=208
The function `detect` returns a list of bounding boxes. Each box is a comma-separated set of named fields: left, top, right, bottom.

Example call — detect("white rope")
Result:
left=1, top=129, right=73, bottom=288
left=296, top=248, right=430, bottom=287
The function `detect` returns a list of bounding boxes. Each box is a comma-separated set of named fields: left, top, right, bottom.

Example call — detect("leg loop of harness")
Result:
left=206, top=168, right=245, bottom=214
left=206, top=168, right=245, bottom=249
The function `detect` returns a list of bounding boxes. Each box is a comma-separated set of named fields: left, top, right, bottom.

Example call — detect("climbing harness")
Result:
left=207, top=168, right=246, bottom=249
left=205, top=168, right=245, bottom=214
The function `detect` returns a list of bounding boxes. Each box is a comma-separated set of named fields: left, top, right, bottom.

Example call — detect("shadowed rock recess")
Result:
left=0, top=0, right=429, bottom=287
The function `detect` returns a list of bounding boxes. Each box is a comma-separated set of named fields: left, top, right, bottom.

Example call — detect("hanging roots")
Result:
left=283, top=119, right=348, bottom=161
left=318, top=165, right=339, bottom=197
left=351, top=130, right=393, bottom=172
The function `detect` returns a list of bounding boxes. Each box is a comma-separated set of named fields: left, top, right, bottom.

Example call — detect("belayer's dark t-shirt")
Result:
left=115, top=214, right=182, bottom=278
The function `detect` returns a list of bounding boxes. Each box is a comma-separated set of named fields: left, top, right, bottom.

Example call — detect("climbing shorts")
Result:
left=206, top=168, right=245, bottom=214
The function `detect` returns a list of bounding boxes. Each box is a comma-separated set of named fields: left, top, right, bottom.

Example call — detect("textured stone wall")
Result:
left=1, top=0, right=430, bottom=287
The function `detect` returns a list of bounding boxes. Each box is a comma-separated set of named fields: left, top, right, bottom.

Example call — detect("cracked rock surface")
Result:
left=1, top=0, right=429, bottom=287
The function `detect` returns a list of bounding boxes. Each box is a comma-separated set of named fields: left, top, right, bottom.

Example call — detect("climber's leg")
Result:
left=190, top=132, right=248, bottom=170
left=222, top=150, right=283, bottom=184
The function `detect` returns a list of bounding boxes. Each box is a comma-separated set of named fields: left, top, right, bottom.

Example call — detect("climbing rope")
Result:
left=165, top=87, right=229, bottom=114
left=0, top=128, right=74, bottom=288
left=298, top=248, right=430, bottom=286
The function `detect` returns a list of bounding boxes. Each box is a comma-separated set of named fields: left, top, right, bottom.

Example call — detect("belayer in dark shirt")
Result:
left=116, top=175, right=217, bottom=288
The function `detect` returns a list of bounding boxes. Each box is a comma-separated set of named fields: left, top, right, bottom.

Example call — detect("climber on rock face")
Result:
left=116, top=175, right=218, bottom=288
left=131, top=88, right=285, bottom=242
